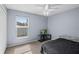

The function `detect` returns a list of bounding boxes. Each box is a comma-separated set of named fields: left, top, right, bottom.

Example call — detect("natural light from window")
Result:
left=16, top=16, right=29, bottom=38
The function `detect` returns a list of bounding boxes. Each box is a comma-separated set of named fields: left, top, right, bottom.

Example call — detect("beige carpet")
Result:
left=5, top=41, right=42, bottom=54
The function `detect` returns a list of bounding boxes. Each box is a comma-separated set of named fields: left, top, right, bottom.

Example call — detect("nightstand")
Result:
left=39, top=34, right=51, bottom=42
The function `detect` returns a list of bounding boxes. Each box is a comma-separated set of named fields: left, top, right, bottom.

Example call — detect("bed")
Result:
left=41, top=38, right=79, bottom=54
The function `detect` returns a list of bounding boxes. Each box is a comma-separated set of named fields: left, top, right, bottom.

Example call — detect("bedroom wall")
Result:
left=7, top=9, right=48, bottom=47
left=48, top=7, right=79, bottom=41
left=0, top=5, right=7, bottom=53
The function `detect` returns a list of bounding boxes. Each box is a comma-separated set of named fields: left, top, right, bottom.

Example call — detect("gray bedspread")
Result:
left=41, top=38, right=79, bottom=54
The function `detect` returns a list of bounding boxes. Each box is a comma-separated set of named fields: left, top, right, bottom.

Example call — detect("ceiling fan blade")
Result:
left=45, top=4, right=48, bottom=10
left=47, top=9, right=55, bottom=12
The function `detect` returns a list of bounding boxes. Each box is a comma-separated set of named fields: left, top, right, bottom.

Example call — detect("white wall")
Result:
left=7, top=9, right=48, bottom=47
left=0, top=5, right=7, bottom=53
left=48, top=7, right=79, bottom=40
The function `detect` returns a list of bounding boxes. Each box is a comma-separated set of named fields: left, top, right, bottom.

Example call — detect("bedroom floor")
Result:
left=5, top=41, right=43, bottom=54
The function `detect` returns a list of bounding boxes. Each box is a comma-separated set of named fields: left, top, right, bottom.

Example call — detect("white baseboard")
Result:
left=7, top=39, right=38, bottom=47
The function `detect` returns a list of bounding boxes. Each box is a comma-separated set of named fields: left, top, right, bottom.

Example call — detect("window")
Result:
left=16, top=16, right=29, bottom=38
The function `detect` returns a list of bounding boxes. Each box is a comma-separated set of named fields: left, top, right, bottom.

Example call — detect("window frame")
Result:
left=16, top=15, right=29, bottom=39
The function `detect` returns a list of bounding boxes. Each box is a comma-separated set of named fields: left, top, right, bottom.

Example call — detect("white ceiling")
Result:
left=5, top=4, right=79, bottom=16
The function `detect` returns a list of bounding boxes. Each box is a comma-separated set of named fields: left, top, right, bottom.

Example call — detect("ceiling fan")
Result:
left=35, top=4, right=61, bottom=16
left=43, top=4, right=59, bottom=16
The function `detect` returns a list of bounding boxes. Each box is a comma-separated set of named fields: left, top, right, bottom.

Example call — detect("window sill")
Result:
left=17, top=36, right=29, bottom=39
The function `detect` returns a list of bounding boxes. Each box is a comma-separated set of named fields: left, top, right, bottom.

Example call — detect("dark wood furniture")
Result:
left=39, top=34, right=51, bottom=42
